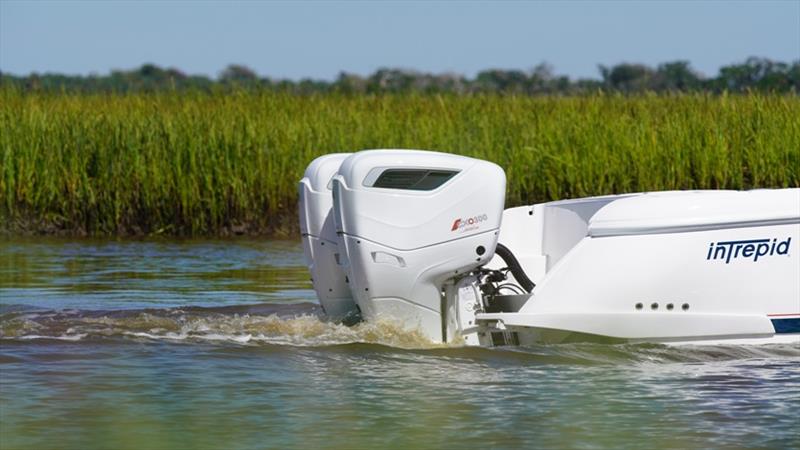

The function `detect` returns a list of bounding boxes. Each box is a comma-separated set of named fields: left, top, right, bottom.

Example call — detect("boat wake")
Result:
left=2, top=303, right=798, bottom=364
left=0, top=303, right=442, bottom=349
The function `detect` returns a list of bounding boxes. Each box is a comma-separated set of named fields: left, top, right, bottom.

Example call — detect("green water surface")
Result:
left=1, top=239, right=798, bottom=449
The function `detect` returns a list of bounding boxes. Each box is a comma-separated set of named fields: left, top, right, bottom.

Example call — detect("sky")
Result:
left=1, top=0, right=798, bottom=80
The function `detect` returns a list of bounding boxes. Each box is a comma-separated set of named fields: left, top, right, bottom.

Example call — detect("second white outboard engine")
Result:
left=331, top=150, right=506, bottom=342
left=298, top=153, right=359, bottom=321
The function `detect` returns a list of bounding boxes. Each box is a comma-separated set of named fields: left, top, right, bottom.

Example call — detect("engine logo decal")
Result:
left=451, top=214, right=489, bottom=233
left=707, top=237, right=791, bottom=264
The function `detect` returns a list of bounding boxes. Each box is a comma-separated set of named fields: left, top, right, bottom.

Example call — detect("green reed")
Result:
left=1, top=89, right=798, bottom=235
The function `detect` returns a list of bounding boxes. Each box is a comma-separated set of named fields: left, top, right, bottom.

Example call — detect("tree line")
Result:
left=1, top=57, right=798, bottom=95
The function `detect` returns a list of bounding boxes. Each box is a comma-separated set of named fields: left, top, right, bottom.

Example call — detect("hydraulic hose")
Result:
left=494, top=243, right=536, bottom=293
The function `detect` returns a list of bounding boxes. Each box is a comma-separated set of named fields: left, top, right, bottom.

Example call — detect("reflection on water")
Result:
left=1, top=238, right=799, bottom=450
left=0, top=238, right=313, bottom=309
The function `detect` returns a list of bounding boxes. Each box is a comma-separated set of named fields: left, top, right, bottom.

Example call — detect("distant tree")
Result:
left=296, top=78, right=330, bottom=94
left=368, top=68, right=418, bottom=93
left=219, top=64, right=258, bottom=85
left=715, top=57, right=797, bottom=92
left=428, top=72, right=468, bottom=94
left=334, top=72, right=367, bottom=94
left=599, top=63, right=654, bottom=92
left=138, top=63, right=162, bottom=78
left=653, top=61, right=702, bottom=91
left=474, top=69, right=528, bottom=93
left=788, top=61, right=800, bottom=93
left=528, top=62, right=555, bottom=93
left=2, top=58, right=797, bottom=95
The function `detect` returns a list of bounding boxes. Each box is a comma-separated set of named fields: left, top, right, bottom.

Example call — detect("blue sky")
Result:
left=1, top=0, right=798, bottom=80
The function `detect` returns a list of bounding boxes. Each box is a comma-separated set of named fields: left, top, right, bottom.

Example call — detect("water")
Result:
left=1, top=238, right=798, bottom=450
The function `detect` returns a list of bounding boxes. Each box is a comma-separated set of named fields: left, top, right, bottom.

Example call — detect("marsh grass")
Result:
left=1, top=89, right=798, bottom=235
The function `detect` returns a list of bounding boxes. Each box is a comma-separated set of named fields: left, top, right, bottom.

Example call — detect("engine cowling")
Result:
left=331, top=149, right=506, bottom=342
left=298, top=153, right=358, bottom=320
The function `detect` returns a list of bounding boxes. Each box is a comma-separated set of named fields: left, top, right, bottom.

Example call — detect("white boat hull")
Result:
left=299, top=150, right=800, bottom=346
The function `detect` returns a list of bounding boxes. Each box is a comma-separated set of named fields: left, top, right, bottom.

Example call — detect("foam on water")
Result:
left=3, top=304, right=799, bottom=365
left=0, top=304, right=445, bottom=349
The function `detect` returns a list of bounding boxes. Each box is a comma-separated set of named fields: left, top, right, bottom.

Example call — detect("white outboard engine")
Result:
left=330, top=150, right=506, bottom=342
left=298, top=153, right=359, bottom=321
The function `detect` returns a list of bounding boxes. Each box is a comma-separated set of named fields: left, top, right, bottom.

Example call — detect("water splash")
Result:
left=2, top=304, right=798, bottom=363
left=0, top=304, right=444, bottom=349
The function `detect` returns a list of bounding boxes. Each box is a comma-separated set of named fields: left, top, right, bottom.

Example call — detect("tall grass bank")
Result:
left=1, top=90, right=798, bottom=236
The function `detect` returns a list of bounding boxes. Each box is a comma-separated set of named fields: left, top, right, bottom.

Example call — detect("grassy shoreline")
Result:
left=2, top=90, right=799, bottom=237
